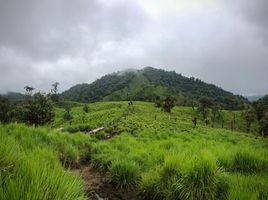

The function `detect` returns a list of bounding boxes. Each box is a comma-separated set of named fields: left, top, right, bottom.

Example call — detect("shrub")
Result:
left=109, top=160, right=140, bottom=190
left=65, top=124, right=91, bottom=133
left=95, top=131, right=106, bottom=140
left=83, top=104, right=89, bottom=113
left=15, top=92, right=55, bottom=126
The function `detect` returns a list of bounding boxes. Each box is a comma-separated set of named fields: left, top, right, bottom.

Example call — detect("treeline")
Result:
left=252, top=95, right=268, bottom=136
left=155, top=95, right=268, bottom=136
left=0, top=84, right=60, bottom=126
left=62, top=72, right=135, bottom=102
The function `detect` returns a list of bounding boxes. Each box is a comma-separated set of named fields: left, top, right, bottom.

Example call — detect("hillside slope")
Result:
left=53, top=101, right=268, bottom=199
left=62, top=67, right=248, bottom=109
left=1, top=101, right=267, bottom=199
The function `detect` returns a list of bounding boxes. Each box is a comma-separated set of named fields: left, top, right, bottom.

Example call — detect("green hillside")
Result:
left=62, top=67, right=248, bottom=109
left=1, top=101, right=266, bottom=199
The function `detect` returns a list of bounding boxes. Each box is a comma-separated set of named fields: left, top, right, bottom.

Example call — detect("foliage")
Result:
left=83, top=103, right=89, bottom=113
left=63, top=105, right=72, bottom=121
left=62, top=67, right=248, bottom=109
left=2, top=92, right=25, bottom=102
left=14, top=92, right=55, bottom=126
left=24, top=86, right=35, bottom=96
left=260, top=112, right=268, bottom=136
left=0, top=96, right=11, bottom=123
left=51, top=82, right=60, bottom=102
left=243, top=108, right=256, bottom=133
left=253, top=95, right=268, bottom=136
left=252, top=95, right=268, bottom=121
left=161, top=96, right=176, bottom=113
left=197, top=97, right=214, bottom=119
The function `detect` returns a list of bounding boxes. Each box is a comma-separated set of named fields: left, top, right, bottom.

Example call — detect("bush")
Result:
left=95, top=131, right=106, bottom=140
left=109, top=160, right=140, bottom=190
left=14, top=92, right=55, bottom=126
left=83, top=104, right=89, bottom=113
left=63, top=106, right=72, bottom=121
left=65, top=124, right=91, bottom=133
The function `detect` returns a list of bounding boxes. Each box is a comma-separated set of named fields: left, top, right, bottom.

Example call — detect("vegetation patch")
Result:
left=108, top=160, right=141, bottom=190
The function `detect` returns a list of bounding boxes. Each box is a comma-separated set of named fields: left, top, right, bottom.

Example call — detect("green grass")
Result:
left=0, top=124, right=91, bottom=200
left=84, top=101, right=268, bottom=199
left=108, top=160, right=140, bottom=190
left=1, top=101, right=268, bottom=199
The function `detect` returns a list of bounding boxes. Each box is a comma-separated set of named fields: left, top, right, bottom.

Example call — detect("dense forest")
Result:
left=62, top=67, right=248, bottom=110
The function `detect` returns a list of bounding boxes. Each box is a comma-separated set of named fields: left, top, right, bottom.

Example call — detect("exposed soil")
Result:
left=72, top=164, right=142, bottom=200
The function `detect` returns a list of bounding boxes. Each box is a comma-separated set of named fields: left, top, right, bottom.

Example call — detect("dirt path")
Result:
left=72, top=164, right=141, bottom=200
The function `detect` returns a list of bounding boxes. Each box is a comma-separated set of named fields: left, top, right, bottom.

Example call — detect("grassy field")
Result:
left=1, top=101, right=268, bottom=199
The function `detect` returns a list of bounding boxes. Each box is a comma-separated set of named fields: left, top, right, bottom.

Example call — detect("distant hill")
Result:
left=245, top=95, right=264, bottom=102
left=2, top=92, right=26, bottom=102
left=62, top=67, right=248, bottom=109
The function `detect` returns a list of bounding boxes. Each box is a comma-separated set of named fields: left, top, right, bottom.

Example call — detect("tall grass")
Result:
left=108, top=160, right=140, bottom=190
left=1, top=101, right=268, bottom=199
left=0, top=149, right=86, bottom=200
left=231, top=150, right=267, bottom=173
left=0, top=124, right=88, bottom=200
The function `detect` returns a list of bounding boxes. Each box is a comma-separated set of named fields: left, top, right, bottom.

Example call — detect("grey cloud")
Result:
left=0, top=0, right=267, bottom=95
left=0, top=0, right=146, bottom=60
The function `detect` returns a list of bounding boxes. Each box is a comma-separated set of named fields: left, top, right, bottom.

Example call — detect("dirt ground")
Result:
left=72, top=164, right=142, bottom=200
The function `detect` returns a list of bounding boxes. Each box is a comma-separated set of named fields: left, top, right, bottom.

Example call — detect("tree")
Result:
left=51, top=82, right=60, bottom=102
left=154, top=96, right=162, bottom=108
left=192, top=117, right=197, bottom=127
left=211, top=104, right=220, bottom=127
left=244, top=108, right=256, bottom=133
left=260, top=112, right=268, bottom=137
left=83, top=104, right=89, bottom=113
left=16, top=92, right=55, bottom=126
left=24, top=86, right=35, bottom=96
left=0, top=96, right=11, bottom=123
left=197, top=97, right=214, bottom=119
left=253, top=95, right=268, bottom=121
left=162, top=96, right=176, bottom=113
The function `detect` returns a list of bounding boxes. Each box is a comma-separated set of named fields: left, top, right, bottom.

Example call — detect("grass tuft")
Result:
left=232, top=150, right=266, bottom=173
left=109, top=160, right=140, bottom=190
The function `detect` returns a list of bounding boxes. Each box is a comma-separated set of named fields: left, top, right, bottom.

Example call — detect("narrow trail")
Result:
left=72, top=164, right=141, bottom=200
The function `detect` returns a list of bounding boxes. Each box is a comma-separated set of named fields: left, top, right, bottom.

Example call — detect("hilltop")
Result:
left=62, top=67, right=248, bottom=109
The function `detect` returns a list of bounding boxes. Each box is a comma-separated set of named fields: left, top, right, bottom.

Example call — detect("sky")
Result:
left=0, top=0, right=267, bottom=95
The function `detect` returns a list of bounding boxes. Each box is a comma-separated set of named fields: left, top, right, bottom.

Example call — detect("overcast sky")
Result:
left=0, top=0, right=267, bottom=95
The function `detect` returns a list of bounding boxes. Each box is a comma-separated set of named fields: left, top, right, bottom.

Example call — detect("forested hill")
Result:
left=62, top=67, right=248, bottom=109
